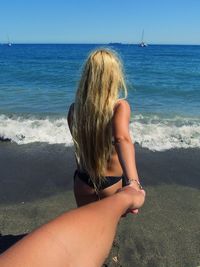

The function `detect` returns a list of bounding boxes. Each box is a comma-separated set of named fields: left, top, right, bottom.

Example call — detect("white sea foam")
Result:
left=0, top=114, right=200, bottom=151
left=130, top=114, right=200, bottom=151
left=0, top=114, right=73, bottom=145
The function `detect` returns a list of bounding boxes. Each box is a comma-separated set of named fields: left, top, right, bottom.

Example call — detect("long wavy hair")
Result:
left=72, top=49, right=127, bottom=188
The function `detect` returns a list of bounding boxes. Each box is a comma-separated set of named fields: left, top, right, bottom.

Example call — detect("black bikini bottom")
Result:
left=74, top=170, right=129, bottom=190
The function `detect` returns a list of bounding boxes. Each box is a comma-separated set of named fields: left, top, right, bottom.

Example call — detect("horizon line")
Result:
left=1, top=42, right=200, bottom=46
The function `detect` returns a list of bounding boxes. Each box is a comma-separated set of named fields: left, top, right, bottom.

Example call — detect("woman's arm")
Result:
left=113, top=100, right=140, bottom=190
left=0, top=187, right=145, bottom=267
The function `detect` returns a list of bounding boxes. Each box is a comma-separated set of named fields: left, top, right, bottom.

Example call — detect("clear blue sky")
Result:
left=0, top=0, right=200, bottom=44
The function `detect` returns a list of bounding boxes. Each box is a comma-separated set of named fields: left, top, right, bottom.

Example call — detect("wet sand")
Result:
left=0, top=143, right=200, bottom=266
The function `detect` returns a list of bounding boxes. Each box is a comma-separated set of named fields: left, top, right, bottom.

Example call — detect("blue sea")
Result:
left=0, top=44, right=200, bottom=150
left=0, top=44, right=200, bottom=267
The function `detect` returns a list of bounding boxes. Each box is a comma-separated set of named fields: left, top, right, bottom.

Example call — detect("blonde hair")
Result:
left=72, top=49, right=127, bottom=188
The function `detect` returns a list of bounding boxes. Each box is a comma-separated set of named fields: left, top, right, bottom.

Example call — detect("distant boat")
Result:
left=139, top=30, right=148, bottom=47
left=108, top=42, right=123, bottom=46
left=7, top=36, right=12, bottom=47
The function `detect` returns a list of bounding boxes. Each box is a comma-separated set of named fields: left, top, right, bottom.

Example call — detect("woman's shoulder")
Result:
left=112, top=99, right=131, bottom=136
left=114, top=99, right=131, bottom=114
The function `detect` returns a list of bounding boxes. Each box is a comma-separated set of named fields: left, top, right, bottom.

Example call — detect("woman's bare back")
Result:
left=68, top=99, right=139, bottom=206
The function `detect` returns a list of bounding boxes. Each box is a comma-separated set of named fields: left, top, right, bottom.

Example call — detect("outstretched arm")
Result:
left=113, top=100, right=140, bottom=190
left=0, top=187, right=145, bottom=267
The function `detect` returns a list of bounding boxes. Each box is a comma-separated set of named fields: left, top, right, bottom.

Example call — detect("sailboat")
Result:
left=7, top=36, right=12, bottom=47
left=139, top=30, right=148, bottom=47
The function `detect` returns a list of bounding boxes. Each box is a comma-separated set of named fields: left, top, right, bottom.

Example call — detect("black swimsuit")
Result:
left=74, top=170, right=129, bottom=190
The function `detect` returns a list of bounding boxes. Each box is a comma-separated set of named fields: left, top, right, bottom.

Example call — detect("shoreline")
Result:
left=0, top=142, right=199, bottom=266
left=0, top=143, right=199, bottom=204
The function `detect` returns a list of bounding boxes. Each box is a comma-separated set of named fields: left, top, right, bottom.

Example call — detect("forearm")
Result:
left=0, top=191, right=131, bottom=267
left=48, top=191, right=130, bottom=266
left=115, top=137, right=139, bottom=181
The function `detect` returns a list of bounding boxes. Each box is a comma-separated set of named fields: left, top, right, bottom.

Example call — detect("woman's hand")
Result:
left=117, top=185, right=146, bottom=216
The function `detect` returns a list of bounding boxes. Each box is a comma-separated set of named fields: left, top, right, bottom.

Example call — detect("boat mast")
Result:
left=139, top=29, right=148, bottom=47
left=7, top=35, right=12, bottom=46
left=141, top=29, right=144, bottom=43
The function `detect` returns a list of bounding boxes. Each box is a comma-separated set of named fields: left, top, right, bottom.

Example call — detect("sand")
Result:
left=0, top=143, right=200, bottom=266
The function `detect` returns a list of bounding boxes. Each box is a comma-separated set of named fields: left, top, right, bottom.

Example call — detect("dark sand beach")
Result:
left=0, top=143, right=200, bottom=266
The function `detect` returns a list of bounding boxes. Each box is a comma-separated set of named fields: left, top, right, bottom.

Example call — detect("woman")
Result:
left=68, top=49, right=142, bottom=207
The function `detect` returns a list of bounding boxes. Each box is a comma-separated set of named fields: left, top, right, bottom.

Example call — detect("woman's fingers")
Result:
left=118, top=186, right=146, bottom=216
left=129, top=209, right=139, bottom=214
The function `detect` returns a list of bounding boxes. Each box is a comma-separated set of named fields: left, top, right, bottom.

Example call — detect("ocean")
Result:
left=0, top=44, right=200, bottom=266
left=0, top=44, right=199, bottom=150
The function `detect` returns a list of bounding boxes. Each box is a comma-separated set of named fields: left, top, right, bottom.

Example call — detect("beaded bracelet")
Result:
left=127, top=179, right=143, bottom=190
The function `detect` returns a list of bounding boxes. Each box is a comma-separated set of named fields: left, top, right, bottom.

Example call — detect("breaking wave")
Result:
left=0, top=113, right=200, bottom=151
